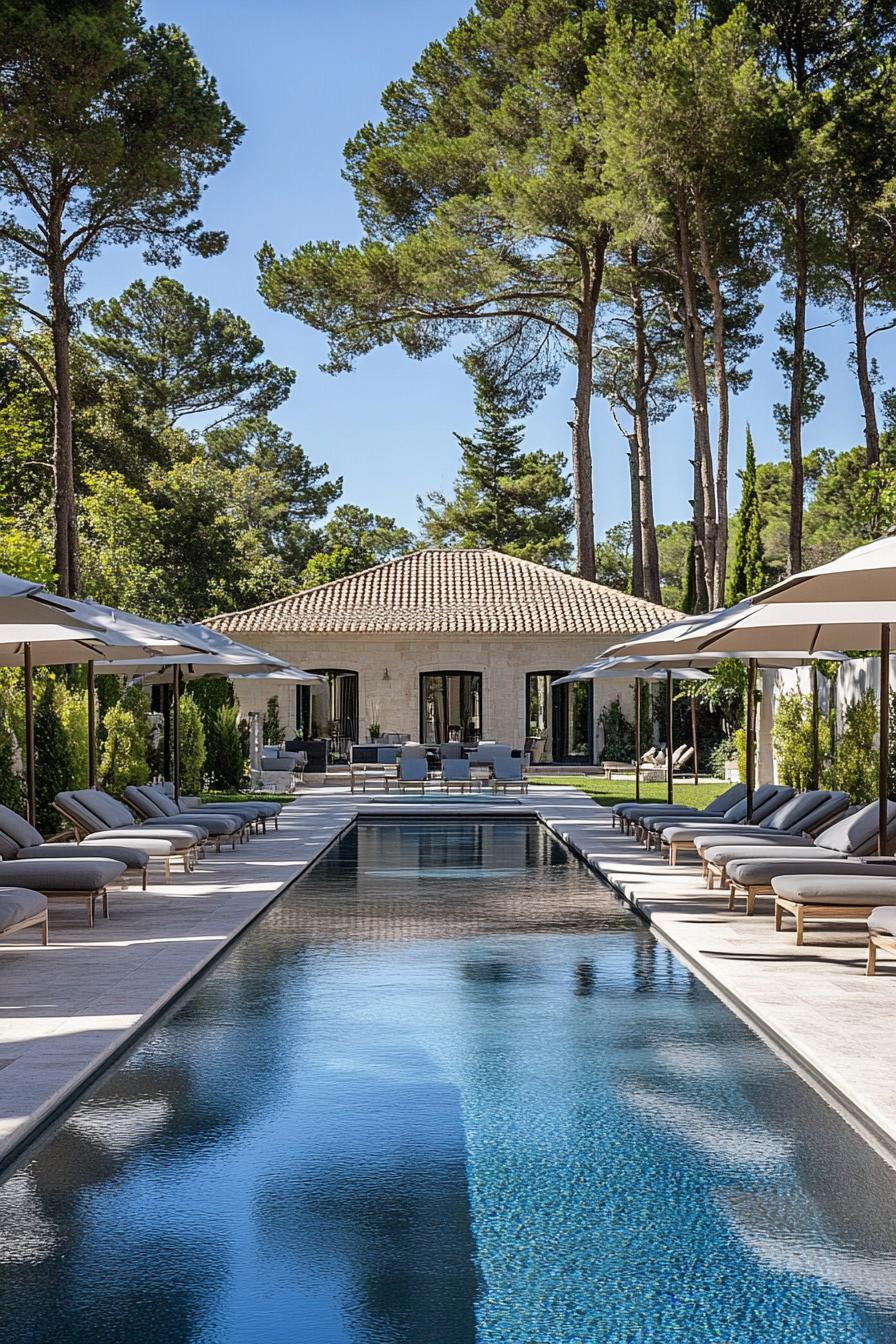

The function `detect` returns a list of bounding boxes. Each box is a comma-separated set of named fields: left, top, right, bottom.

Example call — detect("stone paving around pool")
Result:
left=1, top=784, right=895, bottom=1171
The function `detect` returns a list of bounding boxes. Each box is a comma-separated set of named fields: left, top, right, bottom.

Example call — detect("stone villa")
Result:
left=206, top=548, right=680, bottom=766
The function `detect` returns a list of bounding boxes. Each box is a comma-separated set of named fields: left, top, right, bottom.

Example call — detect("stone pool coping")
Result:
left=1, top=785, right=894, bottom=1172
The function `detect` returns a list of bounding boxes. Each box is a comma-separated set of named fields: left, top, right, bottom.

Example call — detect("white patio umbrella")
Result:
left=691, top=536, right=896, bottom=852
left=0, top=576, right=157, bottom=822
left=32, top=593, right=213, bottom=787
left=552, top=660, right=710, bottom=801
left=601, top=624, right=848, bottom=818
left=98, top=626, right=319, bottom=797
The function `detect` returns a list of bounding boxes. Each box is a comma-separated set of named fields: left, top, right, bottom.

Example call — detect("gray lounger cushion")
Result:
left=647, top=785, right=789, bottom=835
left=702, top=839, right=822, bottom=866
left=0, top=888, right=47, bottom=931
left=0, top=803, right=44, bottom=858
left=728, top=858, right=896, bottom=887
left=614, top=783, right=746, bottom=820
left=138, top=785, right=265, bottom=824
left=17, top=842, right=150, bottom=870
left=772, top=873, right=896, bottom=905
left=812, top=800, right=896, bottom=856
left=0, top=857, right=126, bottom=890
left=868, top=907, right=896, bottom=936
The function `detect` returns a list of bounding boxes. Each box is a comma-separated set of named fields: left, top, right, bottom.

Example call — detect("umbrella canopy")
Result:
left=34, top=594, right=212, bottom=657
left=551, top=662, right=710, bottom=685
left=754, top=534, right=896, bottom=604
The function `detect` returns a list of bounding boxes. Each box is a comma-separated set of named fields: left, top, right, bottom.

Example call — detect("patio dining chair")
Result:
left=491, top=758, right=528, bottom=794
left=397, top=758, right=428, bottom=791
left=442, top=759, right=472, bottom=792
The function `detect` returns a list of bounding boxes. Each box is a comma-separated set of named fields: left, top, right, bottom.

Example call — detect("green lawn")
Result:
left=200, top=791, right=298, bottom=805
left=529, top=776, right=728, bottom=809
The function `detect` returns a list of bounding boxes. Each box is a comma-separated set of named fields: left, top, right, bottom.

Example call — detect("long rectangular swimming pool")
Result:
left=1, top=820, right=895, bottom=1343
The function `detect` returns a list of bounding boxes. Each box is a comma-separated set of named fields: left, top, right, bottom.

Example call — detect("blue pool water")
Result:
left=1, top=820, right=895, bottom=1343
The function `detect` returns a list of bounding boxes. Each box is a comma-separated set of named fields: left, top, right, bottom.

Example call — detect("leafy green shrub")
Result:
left=706, top=735, right=735, bottom=779
left=264, top=695, right=283, bottom=746
left=59, top=685, right=89, bottom=790
left=733, top=727, right=746, bottom=785
left=100, top=687, right=151, bottom=794
left=828, top=690, right=878, bottom=803
left=0, top=708, right=25, bottom=814
left=35, top=678, right=75, bottom=834
left=179, top=694, right=206, bottom=793
left=205, top=704, right=244, bottom=789
left=772, top=688, right=833, bottom=790
left=598, top=696, right=634, bottom=763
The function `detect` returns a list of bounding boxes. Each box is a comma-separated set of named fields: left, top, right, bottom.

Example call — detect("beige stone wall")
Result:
left=231, top=631, right=637, bottom=758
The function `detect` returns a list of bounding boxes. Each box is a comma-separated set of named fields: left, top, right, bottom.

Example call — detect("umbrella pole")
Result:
left=634, top=677, right=641, bottom=803
left=24, top=642, right=36, bottom=827
left=690, top=692, right=699, bottom=786
left=666, top=668, right=674, bottom=805
left=746, top=659, right=757, bottom=823
left=87, top=660, right=97, bottom=789
left=879, top=624, right=890, bottom=856
left=810, top=662, right=820, bottom=791
left=173, top=671, right=181, bottom=802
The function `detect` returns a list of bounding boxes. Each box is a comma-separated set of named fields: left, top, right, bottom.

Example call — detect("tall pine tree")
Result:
left=728, top=426, right=766, bottom=601
left=418, top=383, right=574, bottom=568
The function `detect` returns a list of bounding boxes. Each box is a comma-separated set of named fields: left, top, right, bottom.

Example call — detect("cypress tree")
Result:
left=34, top=680, right=75, bottom=834
left=728, top=426, right=766, bottom=602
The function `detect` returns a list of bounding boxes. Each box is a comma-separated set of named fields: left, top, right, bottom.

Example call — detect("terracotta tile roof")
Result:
left=205, top=549, right=682, bottom=637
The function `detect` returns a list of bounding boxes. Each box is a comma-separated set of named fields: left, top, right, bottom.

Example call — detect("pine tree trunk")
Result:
left=787, top=192, right=807, bottom=576
left=48, top=238, right=80, bottom=597
left=630, top=253, right=660, bottom=604
left=695, top=200, right=728, bottom=608
left=852, top=270, right=880, bottom=470
left=570, top=235, right=608, bottom=583
left=571, top=323, right=595, bottom=581
left=628, top=436, right=644, bottom=597
left=674, top=198, right=716, bottom=610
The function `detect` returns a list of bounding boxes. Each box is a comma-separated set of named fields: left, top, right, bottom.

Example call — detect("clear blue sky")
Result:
left=82, top=0, right=891, bottom=543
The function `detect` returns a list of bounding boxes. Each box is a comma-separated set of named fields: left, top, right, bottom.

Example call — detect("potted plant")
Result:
left=368, top=721, right=381, bottom=742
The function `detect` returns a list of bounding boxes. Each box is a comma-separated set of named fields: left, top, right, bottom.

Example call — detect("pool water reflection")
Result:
left=1, top=821, right=895, bottom=1343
